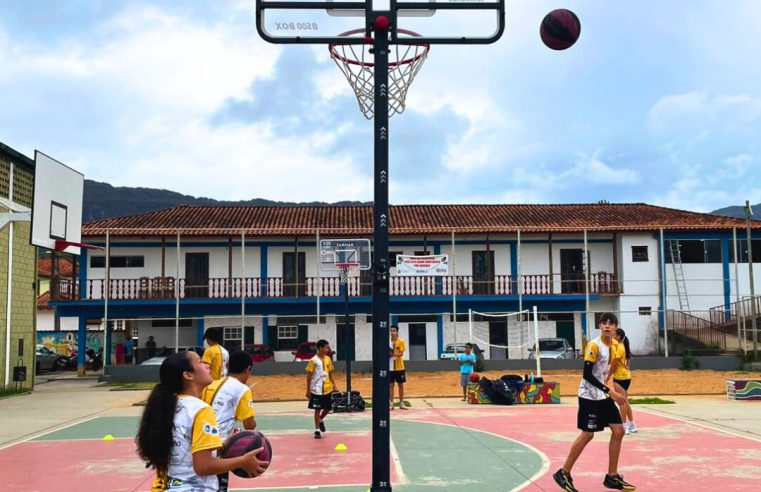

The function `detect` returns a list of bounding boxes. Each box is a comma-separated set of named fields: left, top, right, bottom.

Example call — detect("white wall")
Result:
left=618, top=233, right=661, bottom=354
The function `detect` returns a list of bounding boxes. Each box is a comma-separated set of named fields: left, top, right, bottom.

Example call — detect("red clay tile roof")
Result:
left=37, top=291, right=53, bottom=310
left=81, top=203, right=760, bottom=237
left=38, top=258, right=74, bottom=277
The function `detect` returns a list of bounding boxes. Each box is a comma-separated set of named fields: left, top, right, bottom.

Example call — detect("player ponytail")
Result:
left=136, top=352, right=193, bottom=472
left=616, top=328, right=631, bottom=360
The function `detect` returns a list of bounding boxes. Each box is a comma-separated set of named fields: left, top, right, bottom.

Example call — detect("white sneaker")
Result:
left=624, top=422, right=631, bottom=435
left=629, top=422, right=638, bottom=433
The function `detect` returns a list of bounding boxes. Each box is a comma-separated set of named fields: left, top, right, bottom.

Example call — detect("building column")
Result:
left=722, top=238, right=732, bottom=321
left=77, top=317, right=87, bottom=376
left=196, top=318, right=205, bottom=346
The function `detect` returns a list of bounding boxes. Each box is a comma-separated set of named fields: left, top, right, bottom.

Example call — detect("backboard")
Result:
left=319, top=238, right=372, bottom=271
left=31, top=151, right=84, bottom=255
left=256, top=0, right=505, bottom=44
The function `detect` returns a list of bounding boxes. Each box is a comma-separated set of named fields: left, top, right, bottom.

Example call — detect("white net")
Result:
left=338, top=265, right=360, bottom=285
left=329, top=29, right=430, bottom=119
left=468, top=309, right=538, bottom=359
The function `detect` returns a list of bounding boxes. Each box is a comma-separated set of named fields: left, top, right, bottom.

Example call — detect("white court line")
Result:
left=636, top=406, right=761, bottom=444
left=405, top=418, right=550, bottom=492
left=228, top=484, right=369, bottom=491
left=0, top=415, right=101, bottom=450
left=389, top=434, right=409, bottom=485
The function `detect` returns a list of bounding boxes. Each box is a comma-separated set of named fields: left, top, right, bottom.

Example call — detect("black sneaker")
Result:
left=553, top=469, right=578, bottom=492
left=319, top=421, right=326, bottom=433
left=313, top=431, right=321, bottom=439
left=603, top=474, right=636, bottom=490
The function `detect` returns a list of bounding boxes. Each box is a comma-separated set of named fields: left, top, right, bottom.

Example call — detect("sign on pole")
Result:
left=396, top=254, right=449, bottom=276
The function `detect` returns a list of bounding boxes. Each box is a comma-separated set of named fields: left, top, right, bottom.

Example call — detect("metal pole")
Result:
left=583, top=229, right=590, bottom=342
left=344, top=272, right=352, bottom=408
left=175, top=231, right=180, bottom=353
left=451, top=231, right=457, bottom=355
left=745, top=201, right=757, bottom=359
left=733, top=228, right=745, bottom=355
left=660, top=228, right=669, bottom=357
left=104, top=231, right=110, bottom=368
left=371, top=14, right=391, bottom=492
left=517, top=228, right=523, bottom=357
left=316, top=229, right=321, bottom=327
left=533, top=306, right=541, bottom=377
left=241, top=232, right=246, bottom=334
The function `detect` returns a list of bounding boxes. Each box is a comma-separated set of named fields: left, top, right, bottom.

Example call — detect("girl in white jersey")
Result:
left=136, top=351, right=268, bottom=491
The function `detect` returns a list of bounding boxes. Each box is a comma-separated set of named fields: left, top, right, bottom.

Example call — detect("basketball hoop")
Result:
left=336, top=262, right=360, bottom=285
left=329, top=29, right=430, bottom=119
left=54, top=240, right=105, bottom=252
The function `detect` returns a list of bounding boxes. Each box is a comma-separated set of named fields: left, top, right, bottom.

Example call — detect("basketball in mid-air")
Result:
left=540, top=9, right=581, bottom=51
left=469, top=372, right=481, bottom=383
left=222, top=430, right=273, bottom=478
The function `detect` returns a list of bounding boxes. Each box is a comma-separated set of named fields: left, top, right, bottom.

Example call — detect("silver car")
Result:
left=528, top=338, right=576, bottom=359
left=36, top=345, right=59, bottom=372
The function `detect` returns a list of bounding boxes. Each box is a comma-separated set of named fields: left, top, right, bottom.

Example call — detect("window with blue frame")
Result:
left=665, top=240, right=721, bottom=263
left=729, top=239, right=761, bottom=263
left=90, top=255, right=145, bottom=268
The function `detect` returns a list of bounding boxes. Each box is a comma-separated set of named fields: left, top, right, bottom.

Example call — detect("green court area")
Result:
left=17, top=412, right=546, bottom=491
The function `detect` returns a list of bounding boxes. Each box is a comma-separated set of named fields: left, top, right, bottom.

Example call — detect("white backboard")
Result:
left=31, top=151, right=84, bottom=255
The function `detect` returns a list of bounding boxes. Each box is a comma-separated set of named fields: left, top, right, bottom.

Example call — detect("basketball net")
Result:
left=337, top=263, right=360, bottom=285
left=329, top=29, right=430, bottom=119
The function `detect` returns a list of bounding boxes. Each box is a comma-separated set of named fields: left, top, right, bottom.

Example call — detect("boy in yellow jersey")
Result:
left=202, top=328, right=230, bottom=380
left=553, top=313, right=636, bottom=492
left=202, top=350, right=257, bottom=492
left=389, top=325, right=407, bottom=410
left=306, top=339, right=338, bottom=439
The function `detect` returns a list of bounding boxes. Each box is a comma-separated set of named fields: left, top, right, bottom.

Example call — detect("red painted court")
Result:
left=1, top=403, right=759, bottom=491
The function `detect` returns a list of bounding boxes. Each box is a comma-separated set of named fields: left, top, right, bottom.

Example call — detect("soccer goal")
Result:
left=468, top=306, right=542, bottom=376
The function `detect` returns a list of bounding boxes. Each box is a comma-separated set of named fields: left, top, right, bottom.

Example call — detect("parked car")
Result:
left=439, top=343, right=483, bottom=360
left=528, top=338, right=575, bottom=359
left=36, top=345, right=59, bottom=373
left=440, top=343, right=485, bottom=371
left=292, top=342, right=334, bottom=361
left=140, top=346, right=205, bottom=366
left=244, top=344, right=275, bottom=363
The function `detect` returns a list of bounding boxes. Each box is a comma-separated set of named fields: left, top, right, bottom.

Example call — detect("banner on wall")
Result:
left=396, top=255, right=449, bottom=276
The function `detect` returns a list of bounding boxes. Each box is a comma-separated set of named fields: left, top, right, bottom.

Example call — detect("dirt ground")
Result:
left=248, top=368, right=761, bottom=402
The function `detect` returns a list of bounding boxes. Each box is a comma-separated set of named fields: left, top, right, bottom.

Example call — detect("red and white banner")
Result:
left=396, top=255, right=449, bottom=276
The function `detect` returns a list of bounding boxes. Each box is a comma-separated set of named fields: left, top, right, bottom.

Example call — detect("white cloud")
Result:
left=649, top=91, right=761, bottom=133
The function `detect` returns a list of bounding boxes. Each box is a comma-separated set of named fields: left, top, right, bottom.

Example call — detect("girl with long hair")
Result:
left=136, top=351, right=267, bottom=491
left=612, top=328, right=637, bottom=434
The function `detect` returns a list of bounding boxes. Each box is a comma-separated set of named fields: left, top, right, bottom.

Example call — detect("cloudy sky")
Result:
left=1, top=0, right=760, bottom=211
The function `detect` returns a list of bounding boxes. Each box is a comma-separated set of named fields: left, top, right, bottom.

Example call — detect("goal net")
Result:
left=468, top=307, right=542, bottom=374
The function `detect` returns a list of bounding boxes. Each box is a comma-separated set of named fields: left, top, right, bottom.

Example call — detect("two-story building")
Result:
left=50, top=203, right=761, bottom=364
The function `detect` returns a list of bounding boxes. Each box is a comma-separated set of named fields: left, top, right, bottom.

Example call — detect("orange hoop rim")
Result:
left=329, top=28, right=431, bottom=68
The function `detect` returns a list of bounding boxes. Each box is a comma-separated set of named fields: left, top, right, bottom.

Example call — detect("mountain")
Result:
left=710, top=203, right=761, bottom=220
left=82, top=180, right=369, bottom=222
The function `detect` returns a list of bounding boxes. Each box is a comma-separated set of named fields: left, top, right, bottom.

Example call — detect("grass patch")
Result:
left=629, top=397, right=675, bottom=405
left=365, top=400, right=411, bottom=409
left=0, top=388, right=31, bottom=400
left=108, top=382, right=156, bottom=391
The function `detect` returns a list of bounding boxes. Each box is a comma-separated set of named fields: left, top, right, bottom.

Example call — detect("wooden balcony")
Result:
left=51, top=272, right=620, bottom=301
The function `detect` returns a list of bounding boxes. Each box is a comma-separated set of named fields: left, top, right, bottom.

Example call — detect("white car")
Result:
left=440, top=343, right=483, bottom=360
left=528, top=338, right=576, bottom=359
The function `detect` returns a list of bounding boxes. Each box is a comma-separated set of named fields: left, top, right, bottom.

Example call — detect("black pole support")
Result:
left=371, top=13, right=392, bottom=492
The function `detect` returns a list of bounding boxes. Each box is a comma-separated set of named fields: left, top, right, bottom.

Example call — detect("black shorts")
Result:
left=389, top=370, right=406, bottom=384
left=577, top=397, right=622, bottom=432
left=308, top=393, right=333, bottom=410
left=613, top=379, right=631, bottom=391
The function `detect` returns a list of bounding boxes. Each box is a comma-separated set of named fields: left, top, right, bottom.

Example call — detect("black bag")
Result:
left=479, top=377, right=514, bottom=405
left=331, top=391, right=366, bottom=412
left=500, top=374, right=525, bottom=394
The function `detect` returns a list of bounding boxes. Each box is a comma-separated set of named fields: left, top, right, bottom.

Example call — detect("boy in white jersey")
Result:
left=306, top=339, right=338, bottom=439
left=553, top=313, right=636, bottom=492
left=202, top=350, right=257, bottom=492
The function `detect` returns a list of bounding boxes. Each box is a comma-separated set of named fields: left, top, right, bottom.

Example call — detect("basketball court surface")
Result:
left=2, top=395, right=759, bottom=491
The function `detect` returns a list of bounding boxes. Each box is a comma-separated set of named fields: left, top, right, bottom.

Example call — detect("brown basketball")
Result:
left=540, top=9, right=581, bottom=51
